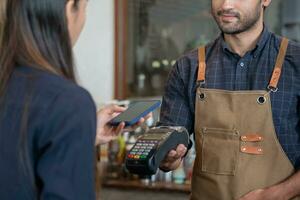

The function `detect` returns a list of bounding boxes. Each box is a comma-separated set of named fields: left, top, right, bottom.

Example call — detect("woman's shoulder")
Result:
left=11, top=66, right=95, bottom=110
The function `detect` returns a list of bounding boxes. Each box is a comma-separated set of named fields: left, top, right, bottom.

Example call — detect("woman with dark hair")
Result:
left=0, top=0, right=146, bottom=199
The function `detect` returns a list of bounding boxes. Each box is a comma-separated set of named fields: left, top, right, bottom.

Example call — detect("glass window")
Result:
left=115, top=0, right=299, bottom=99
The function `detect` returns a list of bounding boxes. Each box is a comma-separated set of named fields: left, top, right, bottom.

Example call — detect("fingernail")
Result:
left=180, top=146, right=186, bottom=151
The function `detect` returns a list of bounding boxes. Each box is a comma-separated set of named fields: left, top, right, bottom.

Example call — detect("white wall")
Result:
left=74, top=0, right=114, bottom=105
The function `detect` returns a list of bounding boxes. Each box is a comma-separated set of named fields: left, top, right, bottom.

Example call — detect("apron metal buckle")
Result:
left=196, top=80, right=205, bottom=88
left=267, top=85, right=278, bottom=93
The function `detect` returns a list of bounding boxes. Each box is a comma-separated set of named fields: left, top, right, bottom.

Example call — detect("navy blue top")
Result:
left=0, top=66, right=96, bottom=199
left=159, top=27, right=300, bottom=169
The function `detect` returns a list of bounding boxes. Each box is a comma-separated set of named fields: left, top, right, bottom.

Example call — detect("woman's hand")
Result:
left=95, top=104, right=151, bottom=146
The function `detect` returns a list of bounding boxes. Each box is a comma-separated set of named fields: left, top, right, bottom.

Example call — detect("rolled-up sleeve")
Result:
left=158, top=59, right=195, bottom=149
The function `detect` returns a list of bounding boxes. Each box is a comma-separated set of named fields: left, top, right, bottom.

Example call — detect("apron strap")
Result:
left=197, top=38, right=289, bottom=90
left=268, top=37, right=289, bottom=92
left=197, top=46, right=206, bottom=83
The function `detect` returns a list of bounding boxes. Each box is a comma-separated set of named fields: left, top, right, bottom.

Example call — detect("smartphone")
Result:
left=109, top=100, right=161, bottom=126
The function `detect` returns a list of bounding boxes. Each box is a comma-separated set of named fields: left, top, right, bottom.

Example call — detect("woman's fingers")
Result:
left=108, top=104, right=126, bottom=114
left=114, top=122, right=125, bottom=136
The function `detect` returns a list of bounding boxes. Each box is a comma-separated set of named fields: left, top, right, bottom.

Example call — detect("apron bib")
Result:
left=191, top=38, right=299, bottom=200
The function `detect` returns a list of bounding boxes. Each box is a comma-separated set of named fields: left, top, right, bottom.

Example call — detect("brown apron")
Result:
left=191, top=38, right=299, bottom=200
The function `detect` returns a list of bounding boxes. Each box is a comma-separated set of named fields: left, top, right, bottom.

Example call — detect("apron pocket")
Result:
left=201, top=127, right=239, bottom=175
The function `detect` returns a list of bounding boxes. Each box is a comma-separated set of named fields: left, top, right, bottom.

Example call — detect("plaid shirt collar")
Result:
left=219, top=25, right=272, bottom=57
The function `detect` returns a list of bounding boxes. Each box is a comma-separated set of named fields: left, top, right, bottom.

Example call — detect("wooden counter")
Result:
left=102, top=179, right=191, bottom=193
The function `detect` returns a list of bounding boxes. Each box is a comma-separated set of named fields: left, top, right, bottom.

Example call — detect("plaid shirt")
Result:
left=159, top=27, right=300, bottom=169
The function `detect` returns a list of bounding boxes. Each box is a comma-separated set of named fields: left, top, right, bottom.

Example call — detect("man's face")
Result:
left=211, top=0, right=263, bottom=34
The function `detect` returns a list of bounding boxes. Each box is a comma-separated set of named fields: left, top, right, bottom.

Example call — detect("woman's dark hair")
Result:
left=0, top=0, right=6, bottom=44
left=0, top=0, right=80, bottom=94
left=0, top=0, right=80, bottom=197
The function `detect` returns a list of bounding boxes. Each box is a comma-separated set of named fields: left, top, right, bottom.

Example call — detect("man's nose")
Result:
left=220, top=0, right=235, bottom=10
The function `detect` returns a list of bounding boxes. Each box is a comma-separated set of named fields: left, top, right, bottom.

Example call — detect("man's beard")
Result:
left=212, top=3, right=262, bottom=34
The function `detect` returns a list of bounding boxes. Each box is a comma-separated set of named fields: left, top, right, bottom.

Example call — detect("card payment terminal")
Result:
left=125, top=126, right=189, bottom=175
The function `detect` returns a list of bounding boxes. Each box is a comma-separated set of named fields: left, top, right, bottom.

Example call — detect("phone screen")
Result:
left=109, top=100, right=161, bottom=126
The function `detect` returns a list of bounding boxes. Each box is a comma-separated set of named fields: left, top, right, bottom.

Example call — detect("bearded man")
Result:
left=159, top=0, right=300, bottom=199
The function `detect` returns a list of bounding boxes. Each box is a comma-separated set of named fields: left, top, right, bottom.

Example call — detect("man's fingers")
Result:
left=176, top=144, right=187, bottom=157
left=164, top=150, right=181, bottom=162
left=160, top=151, right=183, bottom=171
left=163, top=144, right=187, bottom=163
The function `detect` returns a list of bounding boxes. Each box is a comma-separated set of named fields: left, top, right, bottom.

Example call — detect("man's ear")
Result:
left=262, top=0, right=272, bottom=8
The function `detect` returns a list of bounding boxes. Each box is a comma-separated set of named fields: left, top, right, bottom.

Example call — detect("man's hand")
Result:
left=239, top=170, right=300, bottom=200
left=95, top=104, right=151, bottom=145
left=238, top=184, right=290, bottom=200
left=159, top=144, right=187, bottom=171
